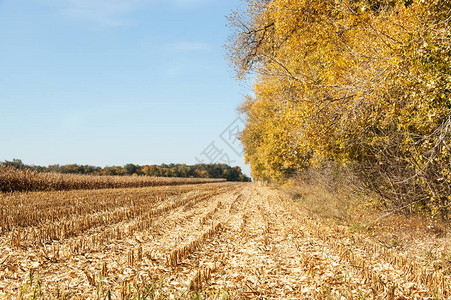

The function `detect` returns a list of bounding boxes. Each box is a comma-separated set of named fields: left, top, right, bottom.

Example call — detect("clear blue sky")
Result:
left=0, top=0, right=252, bottom=176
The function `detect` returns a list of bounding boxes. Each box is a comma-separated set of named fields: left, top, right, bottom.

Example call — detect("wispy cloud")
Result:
left=170, top=0, right=211, bottom=8
left=37, top=0, right=213, bottom=27
left=170, top=41, right=212, bottom=52
left=42, top=0, right=146, bottom=27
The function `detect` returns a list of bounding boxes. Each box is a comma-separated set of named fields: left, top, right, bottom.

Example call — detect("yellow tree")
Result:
left=229, top=0, right=451, bottom=217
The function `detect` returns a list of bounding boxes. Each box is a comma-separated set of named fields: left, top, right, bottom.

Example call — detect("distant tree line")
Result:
left=1, top=159, right=251, bottom=182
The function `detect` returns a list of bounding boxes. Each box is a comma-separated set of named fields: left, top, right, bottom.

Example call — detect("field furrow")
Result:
left=0, top=183, right=449, bottom=299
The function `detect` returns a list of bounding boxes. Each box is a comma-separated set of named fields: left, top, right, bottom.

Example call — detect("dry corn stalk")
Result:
left=0, top=165, right=226, bottom=193
left=167, top=223, right=223, bottom=267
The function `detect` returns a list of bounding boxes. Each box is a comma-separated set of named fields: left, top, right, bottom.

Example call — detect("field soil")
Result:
left=0, top=182, right=449, bottom=299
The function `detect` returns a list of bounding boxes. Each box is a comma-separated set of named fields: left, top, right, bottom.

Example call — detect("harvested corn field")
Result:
left=0, top=183, right=449, bottom=299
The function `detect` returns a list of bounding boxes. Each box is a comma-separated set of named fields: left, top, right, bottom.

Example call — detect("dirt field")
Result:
left=0, top=182, right=449, bottom=299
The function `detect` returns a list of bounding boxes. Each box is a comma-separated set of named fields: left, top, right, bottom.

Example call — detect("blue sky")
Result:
left=0, top=0, right=252, bottom=176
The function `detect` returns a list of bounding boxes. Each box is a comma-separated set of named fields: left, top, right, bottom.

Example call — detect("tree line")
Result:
left=1, top=159, right=251, bottom=182
left=228, top=0, right=451, bottom=217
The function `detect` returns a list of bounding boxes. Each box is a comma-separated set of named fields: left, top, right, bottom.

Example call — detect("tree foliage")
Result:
left=1, top=160, right=251, bottom=182
left=228, top=0, right=451, bottom=217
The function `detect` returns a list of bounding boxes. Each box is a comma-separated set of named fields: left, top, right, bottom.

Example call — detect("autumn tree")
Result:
left=229, top=0, right=451, bottom=217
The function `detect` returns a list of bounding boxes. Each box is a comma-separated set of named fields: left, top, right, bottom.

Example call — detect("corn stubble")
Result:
left=0, top=180, right=449, bottom=299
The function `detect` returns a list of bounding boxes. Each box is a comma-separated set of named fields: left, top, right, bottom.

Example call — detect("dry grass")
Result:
left=280, top=168, right=373, bottom=224
left=281, top=169, right=451, bottom=299
left=0, top=166, right=226, bottom=193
